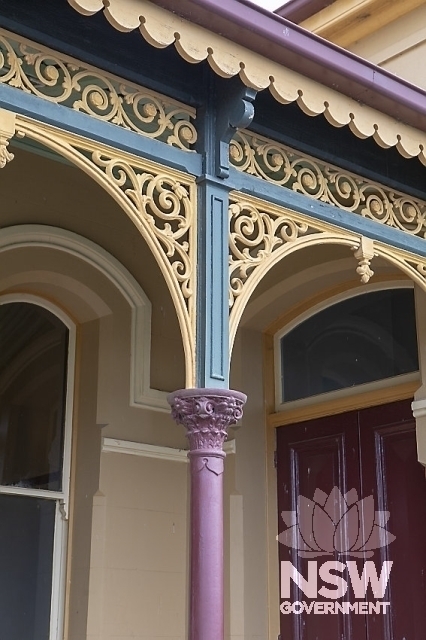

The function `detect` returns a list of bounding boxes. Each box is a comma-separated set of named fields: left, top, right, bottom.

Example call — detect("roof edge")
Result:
left=149, top=0, right=426, bottom=130
left=67, top=0, right=426, bottom=138
left=274, top=0, right=333, bottom=24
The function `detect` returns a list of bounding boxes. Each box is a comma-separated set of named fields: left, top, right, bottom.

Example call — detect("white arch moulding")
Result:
left=0, top=224, right=169, bottom=412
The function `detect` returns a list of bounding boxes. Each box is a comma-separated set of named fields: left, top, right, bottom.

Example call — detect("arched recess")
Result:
left=0, top=224, right=169, bottom=412
left=229, top=192, right=426, bottom=350
left=8, top=112, right=196, bottom=387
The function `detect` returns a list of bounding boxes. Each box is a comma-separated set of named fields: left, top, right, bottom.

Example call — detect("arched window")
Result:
left=276, top=287, right=419, bottom=405
left=0, top=299, right=74, bottom=640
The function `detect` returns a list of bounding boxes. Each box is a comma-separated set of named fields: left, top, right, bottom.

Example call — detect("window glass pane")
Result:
left=0, top=303, right=68, bottom=490
left=0, top=494, right=55, bottom=639
left=281, top=289, right=419, bottom=403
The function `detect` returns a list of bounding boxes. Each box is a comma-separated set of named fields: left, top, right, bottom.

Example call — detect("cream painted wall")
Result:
left=229, top=328, right=269, bottom=640
left=349, top=4, right=426, bottom=89
left=86, top=453, right=188, bottom=640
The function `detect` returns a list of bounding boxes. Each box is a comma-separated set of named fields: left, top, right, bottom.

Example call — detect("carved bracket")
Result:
left=352, top=236, right=376, bottom=283
left=0, top=109, right=15, bottom=168
left=216, top=78, right=256, bottom=179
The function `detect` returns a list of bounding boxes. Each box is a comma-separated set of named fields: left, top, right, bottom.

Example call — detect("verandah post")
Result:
left=169, top=73, right=254, bottom=640
left=168, top=389, right=246, bottom=640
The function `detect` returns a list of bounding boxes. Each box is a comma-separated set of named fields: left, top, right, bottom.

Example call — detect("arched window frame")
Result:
left=0, top=292, right=76, bottom=640
left=273, top=281, right=420, bottom=413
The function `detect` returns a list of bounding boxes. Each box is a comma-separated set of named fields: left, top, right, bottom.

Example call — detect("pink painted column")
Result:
left=168, top=388, right=246, bottom=640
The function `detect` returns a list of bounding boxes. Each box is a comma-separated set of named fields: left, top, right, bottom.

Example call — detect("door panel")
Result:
left=360, top=403, right=426, bottom=640
left=277, top=400, right=426, bottom=640
left=277, top=411, right=364, bottom=640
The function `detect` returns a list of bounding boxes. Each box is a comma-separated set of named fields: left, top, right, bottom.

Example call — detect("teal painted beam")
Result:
left=229, top=167, right=426, bottom=259
left=0, top=83, right=202, bottom=176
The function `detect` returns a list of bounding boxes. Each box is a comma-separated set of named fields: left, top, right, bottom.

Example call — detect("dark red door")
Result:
left=276, top=400, right=426, bottom=640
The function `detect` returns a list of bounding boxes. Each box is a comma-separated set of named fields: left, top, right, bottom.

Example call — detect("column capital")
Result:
left=168, top=388, right=246, bottom=453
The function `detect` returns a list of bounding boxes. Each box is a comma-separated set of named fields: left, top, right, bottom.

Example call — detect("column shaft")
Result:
left=168, top=388, right=246, bottom=640
left=189, top=450, right=225, bottom=640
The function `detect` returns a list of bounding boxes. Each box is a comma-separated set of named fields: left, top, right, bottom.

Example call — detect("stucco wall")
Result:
left=229, top=328, right=269, bottom=640
left=86, top=453, right=188, bottom=640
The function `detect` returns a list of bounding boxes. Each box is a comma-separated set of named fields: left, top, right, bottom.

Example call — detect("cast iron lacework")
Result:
left=0, top=28, right=197, bottom=150
left=230, top=130, right=426, bottom=237
left=91, top=150, right=193, bottom=296
left=229, top=196, right=318, bottom=309
left=228, top=192, right=426, bottom=350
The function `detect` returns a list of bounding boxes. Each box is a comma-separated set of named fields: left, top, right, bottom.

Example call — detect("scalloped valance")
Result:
left=68, top=0, right=426, bottom=165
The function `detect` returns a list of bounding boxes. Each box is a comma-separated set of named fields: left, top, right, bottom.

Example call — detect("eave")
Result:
left=68, top=0, right=426, bottom=164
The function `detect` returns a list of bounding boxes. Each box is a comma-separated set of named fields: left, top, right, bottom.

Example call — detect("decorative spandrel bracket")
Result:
left=15, top=114, right=197, bottom=387
left=0, top=109, right=15, bottom=168
left=352, top=236, right=376, bottom=283
left=216, top=77, right=256, bottom=179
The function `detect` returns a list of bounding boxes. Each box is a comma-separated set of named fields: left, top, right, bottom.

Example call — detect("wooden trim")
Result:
left=268, top=378, right=419, bottom=428
left=68, top=0, right=426, bottom=164
left=263, top=332, right=280, bottom=640
left=263, top=332, right=276, bottom=416
left=302, top=0, right=426, bottom=48
left=275, top=0, right=333, bottom=24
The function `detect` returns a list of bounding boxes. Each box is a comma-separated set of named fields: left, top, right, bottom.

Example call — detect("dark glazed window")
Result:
left=0, top=494, right=55, bottom=639
left=0, top=303, right=68, bottom=491
left=0, top=302, right=69, bottom=640
left=281, top=289, right=419, bottom=403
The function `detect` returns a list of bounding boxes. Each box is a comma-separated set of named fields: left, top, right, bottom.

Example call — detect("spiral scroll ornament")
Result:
left=229, top=198, right=314, bottom=308
left=15, top=114, right=197, bottom=385
left=90, top=150, right=194, bottom=303
left=227, top=193, right=426, bottom=351
left=230, top=130, right=426, bottom=238
left=0, top=29, right=197, bottom=150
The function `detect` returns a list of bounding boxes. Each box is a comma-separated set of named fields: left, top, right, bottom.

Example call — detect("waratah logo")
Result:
left=277, top=487, right=395, bottom=558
